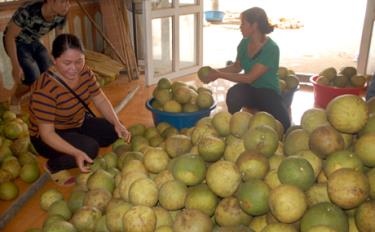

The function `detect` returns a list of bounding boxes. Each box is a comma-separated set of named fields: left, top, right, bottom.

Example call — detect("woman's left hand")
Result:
left=204, top=69, right=219, bottom=83
left=114, top=122, right=131, bottom=143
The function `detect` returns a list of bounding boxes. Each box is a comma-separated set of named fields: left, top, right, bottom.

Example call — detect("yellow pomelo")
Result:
left=283, top=129, right=310, bottom=156
left=185, top=184, right=218, bottom=216
left=305, top=183, right=331, bottom=207
left=214, top=197, right=252, bottom=227
left=355, top=200, right=375, bottom=232
left=236, top=150, right=269, bottom=180
left=327, top=168, right=369, bottom=209
left=326, top=94, right=368, bottom=133
left=309, top=125, right=345, bottom=159
left=230, top=111, right=252, bottom=138
left=323, top=150, right=364, bottom=177
left=269, top=184, right=307, bottom=223
left=301, top=108, right=329, bottom=134
left=243, top=125, right=279, bottom=158
left=172, top=154, right=206, bottom=186
left=354, top=133, right=375, bottom=167
left=262, top=223, right=297, bottom=232
left=123, top=206, right=156, bottom=232
left=206, top=160, right=241, bottom=198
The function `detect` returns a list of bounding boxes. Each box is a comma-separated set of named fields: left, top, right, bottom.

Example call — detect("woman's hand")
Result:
left=73, top=151, right=93, bottom=173
left=203, top=68, right=219, bottom=84
left=114, top=122, right=132, bottom=143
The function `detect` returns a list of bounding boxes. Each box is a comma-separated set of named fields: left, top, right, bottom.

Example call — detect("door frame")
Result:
left=143, top=0, right=203, bottom=86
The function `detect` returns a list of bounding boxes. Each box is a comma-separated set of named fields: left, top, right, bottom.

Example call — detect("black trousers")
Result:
left=31, top=116, right=118, bottom=172
left=226, top=83, right=291, bottom=130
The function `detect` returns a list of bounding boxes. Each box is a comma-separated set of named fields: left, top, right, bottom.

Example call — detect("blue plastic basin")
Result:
left=204, top=11, right=225, bottom=23
left=146, top=98, right=216, bottom=130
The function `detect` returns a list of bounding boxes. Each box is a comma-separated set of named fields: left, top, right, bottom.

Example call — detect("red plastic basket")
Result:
left=310, top=75, right=366, bottom=108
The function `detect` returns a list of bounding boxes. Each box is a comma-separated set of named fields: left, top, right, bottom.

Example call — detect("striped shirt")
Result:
left=5, top=0, right=66, bottom=44
left=29, top=65, right=100, bottom=137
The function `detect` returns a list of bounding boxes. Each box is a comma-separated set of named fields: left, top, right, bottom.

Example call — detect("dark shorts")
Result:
left=31, top=116, right=118, bottom=172
left=226, top=83, right=291, bottom=130
left=3, top=36, right=51, bottom=86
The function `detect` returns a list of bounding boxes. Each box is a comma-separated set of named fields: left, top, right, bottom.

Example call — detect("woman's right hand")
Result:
left=74, top=151, right=93, bottom=173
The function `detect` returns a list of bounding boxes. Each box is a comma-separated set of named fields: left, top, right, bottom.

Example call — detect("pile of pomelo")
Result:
left=278, top=66, right=300, bottom=93
left=151, top=78, right=214, bottom=113
left=0, top=104, right=40, bottom=201
left=28, top=94, right=375, bottom=232
left=316, top=66, right=367, bottom=88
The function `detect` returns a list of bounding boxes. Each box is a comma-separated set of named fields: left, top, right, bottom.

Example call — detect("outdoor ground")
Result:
left=203, top=0, right=367, bottom=75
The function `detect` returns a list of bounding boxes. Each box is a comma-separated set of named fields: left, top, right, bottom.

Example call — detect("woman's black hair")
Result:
left=242, top=7, right=274, bottom=34
left=52, top=33, right=84, bottom=58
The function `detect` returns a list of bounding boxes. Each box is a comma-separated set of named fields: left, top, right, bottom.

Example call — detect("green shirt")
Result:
left=236, top=37, right=280, bottom=94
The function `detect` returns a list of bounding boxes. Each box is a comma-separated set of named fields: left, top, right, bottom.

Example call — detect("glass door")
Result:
left=143, top=0, right=203, bottom=85
left=358, top=0, right=375, bottom=75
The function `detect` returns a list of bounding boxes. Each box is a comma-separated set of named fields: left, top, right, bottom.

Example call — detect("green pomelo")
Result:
left=3, top=121, right=23, bottom=139
left=163, top=100, right=182, bottom=113
left=71, top=206, right=102, bottom=232
left=300, top=202, right=348, bottom=232
left=87, top=169, right=115, bottom=193
left=40, top=189, right=64, bottom=211
left=159, top=180, right=187, bottom=210
left=154, top=88, right=173, bottom=105
left=157, top=78, right=172, bottom=89
left=323, top=150, right=364, bottom=177
left=154, top=207, right=173, bottom=228
left=106, top=200, right=132, bottom=232
left=191, top=124, right=218, bottom=145
left=230, top=111, right=252, bottom=138
left=243, top=125, right=279, bottom=158
left=264, top=169, right=281, bottom=189
left=368, top=168, right=375, bottom=199
left=185, top=184, right=218, bottom=216
left=174, top=86, right=193, bottom=104
left=165, top=134, right=192, bottom=158
left=196, top=92, right=214, bottom=109
left=43, top=220, right=76, bottom=232
left=354, top=133, right=375, bottom=167
left=319, top=67, right=337, bottom=80
left=129, top=178, right=158, bottom=207
left=235, top=179, right=270, bottom=216
left=300, top=108, right=329, bottom=134
left=261, top=223, right=297, bottom=232
left=283, top=128, right=310, bottom=156
left=248, top=111, right=277, bottom=131
left=67, top=189, right=86, bottom=214
left=172, top=154, right=206, bottom=186
left=278, top=157, right=315, bottom=191
left=144, top=147, right=169, bottom=174
left=212, top=111, right=232, bottom=136
left=306, top=183, right=331, bottom=207
left=236, top=150, right=269, bottom=181
left=118, top=171, right=148, bottom=201
left=20, top=162, right=40, bottom=183
left=0, top=181, right=18, bottom=200
left=197, top=66, right=212, bottom=83
left=182, top=103, right=199, bottom=112
left=198, top=135, right=225, bottom=162
left=223, top=135, right=245, bottom=162
left=294, top=150, right=322, bottom=178
left=84, top=188, right=112, bottom=212
left=48, top=200, right=72, bottom=220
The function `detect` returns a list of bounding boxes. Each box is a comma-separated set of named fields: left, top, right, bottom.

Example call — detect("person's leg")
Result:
left=30, top=131, right=100, bottom=173
left=366, top=74, right=375, bottom=101
left=250, top=88, right=291, bottom=130
left=226, top=83, right=255, bottom=114
left=80, top=116, right=119, bottom=147
left=33, top=41, right=52, bottom=74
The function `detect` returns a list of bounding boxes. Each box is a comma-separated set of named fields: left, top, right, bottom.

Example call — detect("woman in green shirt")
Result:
left=204, top=7, right=290, bottom=130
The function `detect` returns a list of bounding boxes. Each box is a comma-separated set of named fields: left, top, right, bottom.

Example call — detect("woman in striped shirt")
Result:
left=29, top=33, right=131, bottom=185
